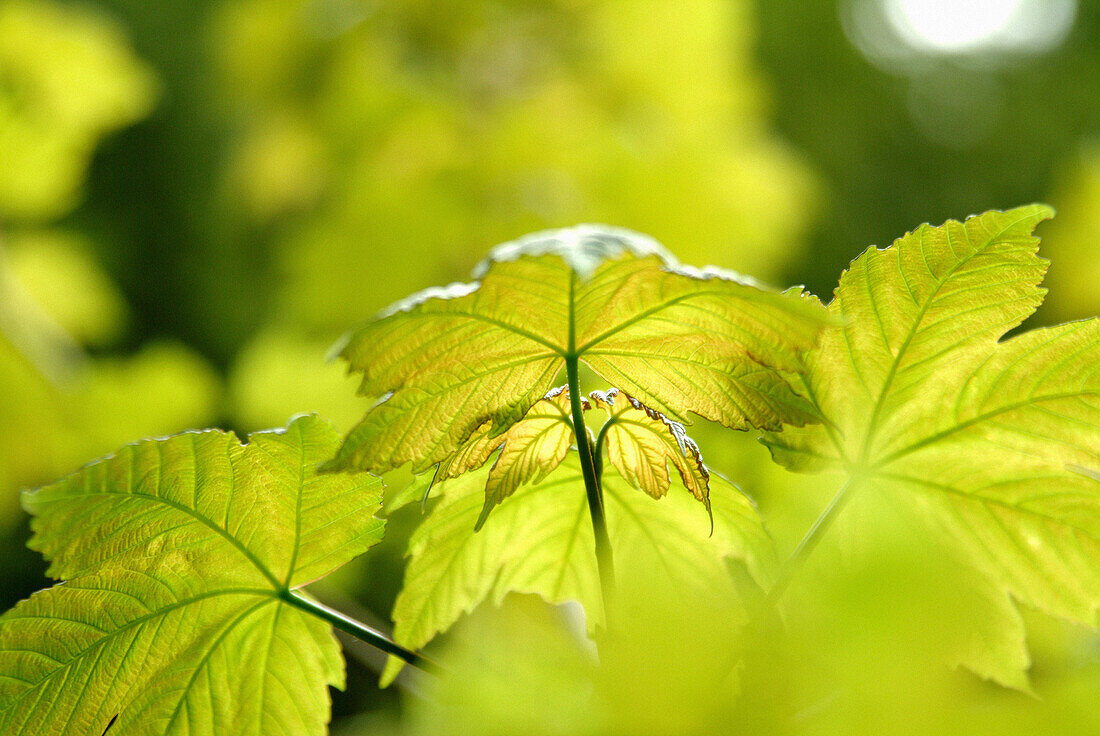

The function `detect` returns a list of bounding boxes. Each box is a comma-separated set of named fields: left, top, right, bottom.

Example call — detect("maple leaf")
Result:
left=762, top=205, right=1100, bottom=687
left=426, top=386, right=582, bottom=530
left=0, top=416, right=385, bottom=735
left=328, top=225, right=831, bottom=475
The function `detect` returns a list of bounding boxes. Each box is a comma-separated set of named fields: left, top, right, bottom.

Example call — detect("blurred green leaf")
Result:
left=380, top=452, right=776, bottom=685
left=228, top=328, right=370, bottom=433
left=1039, top=145, right=1100, bottom=322
left=0, top=0, right=156, bottom=221
left=2, top=231, right=127, bottom=346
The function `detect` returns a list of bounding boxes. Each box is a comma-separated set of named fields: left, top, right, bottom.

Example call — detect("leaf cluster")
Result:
left=2, top=207, right=1098, bottom=734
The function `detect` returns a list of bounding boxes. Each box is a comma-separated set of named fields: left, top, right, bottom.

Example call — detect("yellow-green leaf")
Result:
left=380, top=454, right=777, bottom=686
left=0, top=415, right=385, bottom=735
left=398, top=386, right=582, bottom=527
left=475, top=385, right=577, bottom=530
left=330, top=226, right=830, bottom=474
left=589, top=387, right=711, bottom=521
left=763, top=205, right=1100, bottom=686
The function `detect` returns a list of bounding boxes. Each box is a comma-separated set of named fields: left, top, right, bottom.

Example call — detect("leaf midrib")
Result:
left=378, top=308, right=566, bottom=356
left=850, top=211, right=1037, bottom=466
left=406, top=280, right=794, bottom=360
left=873, top=389, right=1100, bottom=469
left=879, top=470, right=1100, bottom=547
left=146, top=598, right=275, bottom=732
left=0, top=589, right=275, bottom=717
left=575, top=287, right=790, bottom=355
left=31, top=490, right=283, bottom=589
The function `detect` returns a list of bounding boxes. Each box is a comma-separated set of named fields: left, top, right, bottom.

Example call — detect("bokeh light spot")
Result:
left=883, top=0, right=1076, bottom=55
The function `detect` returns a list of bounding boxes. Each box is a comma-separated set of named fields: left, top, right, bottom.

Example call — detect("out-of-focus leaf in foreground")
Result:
left=380, top=454, right=776, bottom=685
left=0, top=415, right=384, bottom=735
left=330, top=225, right=830, bottom=475
left=403, top=514, right=1100, bottom=736
left=763, top=205, right=1100, bottom=687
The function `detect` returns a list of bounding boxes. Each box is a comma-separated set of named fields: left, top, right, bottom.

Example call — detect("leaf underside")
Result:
left=380, top=453, right=776, bottom=686
left=0, top=415, right=385, bottom=736
left=763, top=205, right=1100, bottom=687
left=331, top=225, right=831, bottom=476
left=436, top=385, right=580, bottom=531
left=414, top=383, right=715, bottom=530
left=589, top=387, right=712, bottom=523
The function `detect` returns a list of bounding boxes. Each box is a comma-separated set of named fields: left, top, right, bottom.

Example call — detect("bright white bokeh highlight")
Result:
left=839, top=0, right=1080, bottom=149
left=883, top=0, right=1076, bottom=54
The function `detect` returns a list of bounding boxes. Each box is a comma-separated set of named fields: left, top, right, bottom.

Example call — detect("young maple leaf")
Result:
left=429, top=385, right=582, bottom=530
left=763, top=205, right=1100, bottom=688
left=589, top=387, right=712, bottom=523
left=409, top=384, right=718, bottom=531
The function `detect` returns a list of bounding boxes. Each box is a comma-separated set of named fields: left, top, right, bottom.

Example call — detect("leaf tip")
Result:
left=325, top=330, right=351, bottom=363
left=379, top=655, right=403, bottom=688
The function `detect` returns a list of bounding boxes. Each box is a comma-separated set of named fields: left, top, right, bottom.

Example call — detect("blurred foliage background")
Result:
left=1, top=0, right=1098, bottom=732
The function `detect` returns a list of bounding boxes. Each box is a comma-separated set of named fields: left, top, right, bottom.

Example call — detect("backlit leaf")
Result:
left=329, top=225, right=831, bottom=474
left=589, top=387, right=711, bottom=521
left=0, top=415, right=385, bottom=735
left=380, top=453, right=776, bottom=685
left=763, top=205, right=1100, bottom=686
left=473, top=386, right=578, bottom=530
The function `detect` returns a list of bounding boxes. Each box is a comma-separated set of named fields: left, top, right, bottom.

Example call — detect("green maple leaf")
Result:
left=762, top=205, right=1100, bottom=687
left=0, top=415, right=385, bottom=735
left=328, top=225, right=831, bottom=475
left=380, top=452, right=777, bottom=686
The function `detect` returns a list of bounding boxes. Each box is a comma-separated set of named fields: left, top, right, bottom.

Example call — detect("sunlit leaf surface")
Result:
left=763, top=205, right=1100, bottom=686
left=331, top=226, right=830, bottom=475
left=0, top=415, right=384, bottom=735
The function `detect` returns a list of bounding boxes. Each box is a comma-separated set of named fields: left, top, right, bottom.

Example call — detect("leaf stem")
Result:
left=592, top=417, right=616, bottom=480
left=566, top=356, right=616, bottom=597
left=566, top=271, right=615, bottom=601
left=279, top=590, right=443, bottom=675
left=766, top=478, right=853, bottom=605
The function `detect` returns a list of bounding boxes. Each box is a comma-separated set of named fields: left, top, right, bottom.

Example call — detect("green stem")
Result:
left=592, top=418, right=615, bottom=481
left=565, top=271, right=614, bottom=600
left=279, top=590, right=443, bottom=675
left=566, top=356, right=615, bottom=596
left=766, top=478, right=854, bottom=605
